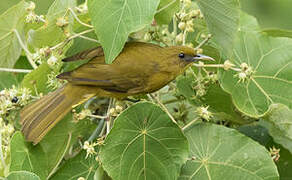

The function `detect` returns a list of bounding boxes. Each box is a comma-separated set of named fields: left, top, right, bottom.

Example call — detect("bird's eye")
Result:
left=178, top=53, right=185, bottom=58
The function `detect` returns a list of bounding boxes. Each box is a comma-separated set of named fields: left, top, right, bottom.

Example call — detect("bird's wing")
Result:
left=62, top=46, right=104, bottom=63
left=57, top=62, right=149, bottom=93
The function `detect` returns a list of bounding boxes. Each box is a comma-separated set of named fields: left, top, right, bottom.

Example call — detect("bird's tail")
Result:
left=20, top=84, right=96, bottom=144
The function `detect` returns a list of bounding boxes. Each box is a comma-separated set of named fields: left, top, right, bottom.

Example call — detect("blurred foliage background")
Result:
left=241, top=0, right=292, bottom=30
left=0, top=0, right=85, bottom=14
left=1, top=0, right=291, bottom=30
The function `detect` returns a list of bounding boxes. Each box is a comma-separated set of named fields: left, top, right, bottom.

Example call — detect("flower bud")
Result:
left=56, top=17, right=68, bottom=27
left=178, top=22, right=186, bottom=30
left=144, top=33, right=151, bottom=41
left=223, top=60, right=235, bottom=70
left=47, top=55, right=58, bottom=66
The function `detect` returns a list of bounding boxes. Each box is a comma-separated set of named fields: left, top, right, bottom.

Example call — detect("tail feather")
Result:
left=20, top=84, right=96, bottom=144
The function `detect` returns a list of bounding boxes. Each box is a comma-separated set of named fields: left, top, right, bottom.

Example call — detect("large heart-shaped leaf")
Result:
left=0, top=1, right=28, bottom=68
left=196, top=0, right=240, bottom=55
left=155, top=0, right=180, bottom=25
left=50, top=151, right=99, bottom=180
left=179, top=123, right=279, bottom=180
left=100, top=102, right=189, bottom=180
left=220, top=13, right=292, bottom=117
left=88, top=0, right=160, bottom=63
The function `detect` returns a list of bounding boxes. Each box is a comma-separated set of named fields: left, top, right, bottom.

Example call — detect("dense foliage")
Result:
left=0, top=0, right=291, bottom=179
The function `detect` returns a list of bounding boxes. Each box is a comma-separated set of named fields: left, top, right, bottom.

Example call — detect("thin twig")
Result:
left=182, top=117, right=200, bottom=131
left=79, top=35, right=99, bottom=43
left=87, top=119, right=105, bottom=142
left=195, top=34, right=212, bottom=50
left=0, top=68, right=32, bottom=73
left=87, top=114, right=108, bottom=119
left=13, top=29, right=37, bottom=69
left=50, top=29, right=94, bottom=50
left=150, top=94, right=177, bottom=124
left=106, top=98, right=114, bottom=135
left=68, top=8, right=93, bottom=28
left=156, top=0, right=177, bottom=14
left=182, top=30, right=187, bottom=46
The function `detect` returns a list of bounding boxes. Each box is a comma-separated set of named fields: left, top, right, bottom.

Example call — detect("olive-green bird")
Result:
left=20, top=42, right=214, bottom=144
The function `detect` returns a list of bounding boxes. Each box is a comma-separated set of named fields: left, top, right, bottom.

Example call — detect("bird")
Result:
left=20, top=42, right=214, bottom=144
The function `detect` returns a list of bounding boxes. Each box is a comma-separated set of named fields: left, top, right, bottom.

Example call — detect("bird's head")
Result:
left=163, top=46, right=214, bottom=73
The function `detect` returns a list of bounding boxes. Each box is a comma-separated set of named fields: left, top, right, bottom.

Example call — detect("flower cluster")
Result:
left=0, top=86, right=31, bottom=116
left=196, top=106, right=213, bottom=121
left=83, top=141, right=98, bottom=158
left=0, top=117, right=14, bottom=173
left=47, top=71, right=64, bottom=90
left=235, top=63, right=254, bottom=83
left=31, top=47, right=51, bottom=65
left=25, top=1, right=44, bottom=23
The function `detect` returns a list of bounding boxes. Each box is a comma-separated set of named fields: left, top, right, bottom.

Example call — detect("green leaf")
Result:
left=0, top=56, right=32, bottom=90
left=155, top=0, right=180, bottom=25
left=180, top=123, right=279, bottom=180
left=202, top=84, right=250, bottom=124
left=261, top=104, right=292, bottom=154
left=219, top=13, right=292, bottom=117
left=40, top=113, right=96, bottom=174
left=21, top=63, right=52, bottom=95
left=196, top=0, right=240, bottom=55
left=50, top=151, right=98, bottom=180
left=0, top=1, right=28, bottom=68
left=6, top=171, right=40, bottom=180
left=241, top=0, right=292, bottom=30
left=176, top=75, right=196, bottom=100
left=88, top=0, right=160, bottom=63
left=262, top=29, right=292, bottom=38
left=28, top=0, right=76, bottom=48
left=100, top=102, right=189, bottom=180
left=65, top=13, right=99, bottom=58
left=239, top=124, right=292, bottom=179
left=10, top=132, right=48, bottom=180
left=10, top=114, right=95, bottom=179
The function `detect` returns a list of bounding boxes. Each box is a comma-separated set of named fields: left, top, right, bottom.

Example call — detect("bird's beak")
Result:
left=193, top=54, right=215, bottom=61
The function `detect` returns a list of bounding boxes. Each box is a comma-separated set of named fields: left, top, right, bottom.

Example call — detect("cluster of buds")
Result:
left=47, top=71, right=64, bottom=90
left=269, top=146, right=280, bottom=162
left=74, top=109, right=91, bottom=120
left=56, top=16, right=71, bottom=37
left=175, top=0, right=203, bottom=45
left=83, top=141, right=98, bottom=158
left=109, top=104, right=124, bottom=117
left=56, top=17, right=69, bottom=28
left=0, top=117, right=14, bottom=172
left=143, top=24, right=175, bottom=46
left=25, top=1, right=44, bottom=23
left=31, top=47, right=51, bottom=65
left=235, top=63, right=254, bottom=83
left=196, top=106, right=213, bottom=121
left=0, top=86, right=31, bottom=116
left=76, top=3, right=88, bottom=14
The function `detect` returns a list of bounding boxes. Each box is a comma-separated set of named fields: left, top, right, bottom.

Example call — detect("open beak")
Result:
left=193, top=54, right=215, bottom=61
